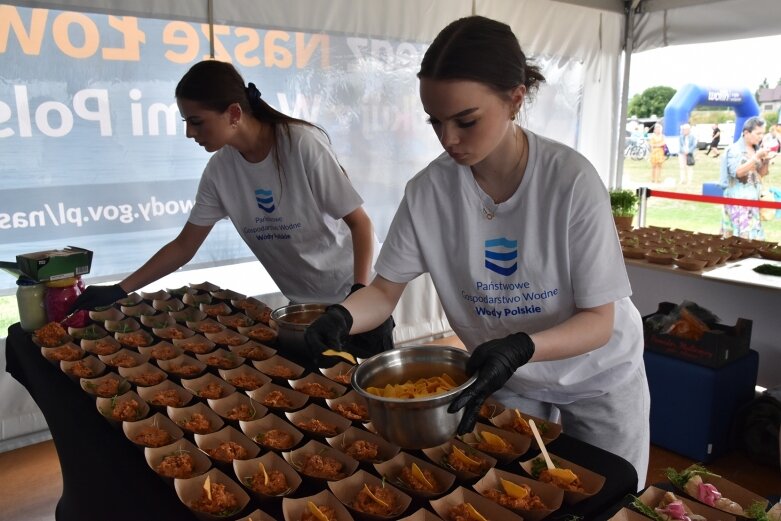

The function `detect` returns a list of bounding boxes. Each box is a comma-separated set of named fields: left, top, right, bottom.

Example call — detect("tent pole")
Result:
left=208, top=0, right=215, bottom=59
left=614, top=0, right=640, bottom=189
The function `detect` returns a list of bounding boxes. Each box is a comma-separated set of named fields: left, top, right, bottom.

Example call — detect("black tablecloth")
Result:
left=6, top=322, right=637, bottom=521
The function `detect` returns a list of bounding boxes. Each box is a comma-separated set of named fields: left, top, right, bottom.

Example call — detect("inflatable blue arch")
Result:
left=663, top=84, right=760, bottom=151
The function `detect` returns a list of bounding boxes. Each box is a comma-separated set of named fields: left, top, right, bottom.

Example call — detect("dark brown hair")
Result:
left=175, top=60, right=328, bottom=171
left=418, top=16, right=545, bottom=100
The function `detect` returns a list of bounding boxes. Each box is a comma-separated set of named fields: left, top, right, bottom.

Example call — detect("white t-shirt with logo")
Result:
left=375, top=130, right=644, bottom=403
left=188, top=124, right=363, bottom=304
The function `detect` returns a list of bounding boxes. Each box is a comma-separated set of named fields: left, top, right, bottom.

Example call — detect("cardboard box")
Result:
left=643, top=302, right=751, bottom=367
left=16, top=246, right=93, bottom=282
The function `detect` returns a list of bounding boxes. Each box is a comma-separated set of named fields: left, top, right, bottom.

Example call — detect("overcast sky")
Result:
left=628, top=34, right=781, bottom=97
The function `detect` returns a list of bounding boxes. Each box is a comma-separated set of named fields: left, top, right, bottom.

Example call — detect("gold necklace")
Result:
left=474, top=130, right=527, bottom=220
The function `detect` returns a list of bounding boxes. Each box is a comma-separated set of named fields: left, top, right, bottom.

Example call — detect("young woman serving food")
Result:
left=306, top=15, right=650, bottom=487
left=72, top=60, right=393, bottom=364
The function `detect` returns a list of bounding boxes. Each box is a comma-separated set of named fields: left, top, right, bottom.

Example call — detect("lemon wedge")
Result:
left=500, top=478, right=529, bottom=499
left=465, top=502, right=489, bottom=521
left=203, top=474, right=212, bottom=501
left=307, top=501, right=330, bottom=521
left=258, top=461, right=269, bottom=485
left=451, top=445, right=481, bottom=467
left=513, top=408, right=529, bottom=427
left=547, top=467, right=578, bottom=484
left=362, top=484, right=390, bottom=507
left=322, top=349, right=356, bottom=365
left=479, top=430, right=509, bottom=451
left=411, top=462, right=434, bottom=489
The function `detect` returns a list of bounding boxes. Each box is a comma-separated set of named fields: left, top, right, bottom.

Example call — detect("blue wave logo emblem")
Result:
left=484, top=238, right=518, bottom=276
left=255, top=188, right=275, bottom=213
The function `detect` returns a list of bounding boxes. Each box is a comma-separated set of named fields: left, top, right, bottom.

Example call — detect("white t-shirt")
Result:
left=376, top=130, right=644, bottom=403
left=188, top=124, right=363, bottom=304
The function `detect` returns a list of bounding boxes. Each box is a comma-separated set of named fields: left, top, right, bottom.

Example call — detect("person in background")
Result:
left=720, top=116, right=772, bottom=240
left=72, top=60, right=393, bottom=365
left=704, top=123, right=721, bottom=157
left=649, top=122, right=666, bottom=183
left=306, top=15, right=649, bottom=488
left=761, top=123, right=780, bottom=154
left=678, top=123, right=698, bottom=186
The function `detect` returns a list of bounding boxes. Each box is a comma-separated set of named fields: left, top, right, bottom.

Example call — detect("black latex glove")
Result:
left=349, top=282, right=366, bottom=295
left=448, top=332, right=535, bottom=435
left=70, top=284, right=127, bottom=312
left=304, top=304, right=353, bottom=360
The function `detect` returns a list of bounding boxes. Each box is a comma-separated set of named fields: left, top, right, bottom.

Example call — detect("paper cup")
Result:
left=32, top=323, right=71, bottom=347
left=229, top=341, right=276, bottom=362
left=125, top=412, right=184, bottom=449
left=283, top=439, right=359, bottom=484
left=139, top=341, right=183, bottom=362
left=252, top=356, right=304, bottom=382
left=137, top=380, right=194, bottom=411
left=203, top=330, right=251, bottom=350
left=217, top=313, right=255, bottom=330
left=211, top=289, right=245, bottom=302
left=96, top=390, right=149, bottom=426
left=477, top=398, right=506, bottom=421
left=175, top=467, right=250, bottom=521
left=99, top=348, right=149, bottom=369
left=671, top=466, right=768, bottom=515
left=607, top=507, right=653, bottom=521
left=219, top=365, right=271, bottom=392
left=230, top=297, right=266, bottom=314
left=183, top=291, right=213, bottom=307
left=319, top=362, right=357, bottom=386
left=41, top=342, right=84, bottom=364
left=490, top=409, right=562, bottom=447
left=173, top=334, right=217, bottom=355
left=141, top=313, right=176, bottom=329
left=104, top=317, right=141, bottom=334
left=195, top=425, right=260, bottom=472
left=289, top=373, right=347, bottom=403
left=158, top=354, right=208, bottom=380
left=237, top=323, right=278, bottom=344
left=285, top=403, right=352, bottom=440
left=373, top=452, right=455, bottom=499
left=421, top=439, right=497, bottom=482
left=200, top=301, right=233, bottom=318
left=119, top=362, right=168, bottom=387
left=116, top=292, right=143, bottom=306
left=68, top=323, right=107, bottom=341
left=81, top=372, right=131, bottom=398
left=247, top=382, right=309, bottom=413
left=208, top=393, right=267, bottom=425
left=281, top=489, right=351, bottom=521
left=89, top=307, right=124, bottom=322
left=430, top=486, right=524, bottom=521
left=181, top=372, right=236, bottom=401
left=234, top=451, right=302, bottom=501
left=81, top=335, right=121, bottom=356
left=244, top=305, right=273, bottom=325
left=234, top=509, right=275, bottom=521
left=240, top=414, right=304, bottom=453
left=397, top=508, right=445, bottom=521
left=519, top=452, right=605, bottom=504
left=460, top=423, right=531, bottom=464
left=326, top=426, right=400, bottom=465
left=153, top=297, right=184, bottom=313
left=196, top=348, right=246, bottom=371
left=329, top=469, right=412, bottom=520
left=472, top=467, right=563, bottom=521
left=171, top=307, right=207, bottom=324
left=115, top=328, right=155, bottom=349
left=140, top=289, right=171, bottom=302
left=169, top=401, right=225, bottom=436
left=326, top=390, right=370, bottom=423
left=186, top=318, right=227, bottom=335
left=153, top=323, right=196, bottom=342
left=121, top=302, right=156, bottom=318
left=61, top=355, right=106, bottom=381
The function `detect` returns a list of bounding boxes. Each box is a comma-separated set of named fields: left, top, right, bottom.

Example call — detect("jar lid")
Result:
left=17, top=276, right=41, bottom=286
left=45, top=277, right=77, bottom=288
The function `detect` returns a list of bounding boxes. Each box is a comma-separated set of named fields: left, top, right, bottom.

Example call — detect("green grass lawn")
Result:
left=622, top=150, right=781, bottom=243
left=1, top=295, right=20, bottom=335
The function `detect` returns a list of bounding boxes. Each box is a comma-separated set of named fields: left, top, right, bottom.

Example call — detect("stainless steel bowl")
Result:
left=352, top=345, right=476, bottom=449
left=270, top=303, right=327, bottom=359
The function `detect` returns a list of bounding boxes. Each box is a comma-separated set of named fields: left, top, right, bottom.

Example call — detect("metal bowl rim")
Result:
left=352, top=345, right=475, bottom=403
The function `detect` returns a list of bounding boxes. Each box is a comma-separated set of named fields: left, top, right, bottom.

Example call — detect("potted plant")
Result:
left=609, top=188, right=639, bottom=231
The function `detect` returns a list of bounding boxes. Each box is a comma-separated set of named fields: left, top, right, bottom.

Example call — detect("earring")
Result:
left=231, top=121, right=237, bottom=128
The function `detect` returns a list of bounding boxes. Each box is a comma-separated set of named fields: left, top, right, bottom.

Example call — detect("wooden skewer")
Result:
left=528, top=419, right=554, bottom=470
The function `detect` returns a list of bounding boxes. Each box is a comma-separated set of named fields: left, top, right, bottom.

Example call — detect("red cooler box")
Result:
left=644, top=349, right=758, bottom=462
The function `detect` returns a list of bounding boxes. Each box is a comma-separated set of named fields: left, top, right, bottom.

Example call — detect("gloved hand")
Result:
left=70, top=284, right=127, bottom=312
left=448, top=332, right=535, bottom=435
left=349, top=283, right=366, bottom=295
left=305, top=304, right=353, bottom=360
